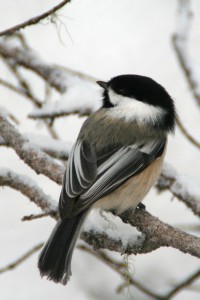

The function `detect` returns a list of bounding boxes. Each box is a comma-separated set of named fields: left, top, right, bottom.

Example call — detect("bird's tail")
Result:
left=38, top=212, right=87, bottom=285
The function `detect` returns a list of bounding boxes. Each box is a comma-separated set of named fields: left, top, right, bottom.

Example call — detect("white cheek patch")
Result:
left=108, top=89, right=165, bottom=124
left=108, top=89, right=123, bottom=106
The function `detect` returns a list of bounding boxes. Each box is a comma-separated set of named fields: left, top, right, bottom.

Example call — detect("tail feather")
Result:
left=38, top=212, right=86, bottom=285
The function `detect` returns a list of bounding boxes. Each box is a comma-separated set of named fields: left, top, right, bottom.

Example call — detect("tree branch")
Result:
left=157, top=164, right=200, bottom=218
left=163, top=267, right=200, bottom=299
left=0, top=112, right=64, bottom=184
left=0, top=243, right=43, bottom=274
left=57, top=65, right=99, bottom=83
left=0, top=136, right=70, bottom=161
left=0, top=77, right=42, bottom=107
left=1, top=48, right=61, bottom=140
left=28, top=109, right=93, bottom=120
left=81, top=208, right=200, bottom=259
left=79, top=244, right=163, bottom=300
left=80, top=245, right=200, bottom=300
left=118, top=209, right=200, bottom=258
left=0, top=168, right=57, bottom=213
left=0, top=0, right=71, bottom=37
left=1, top=158, right=199, bottom=260
left=1, top=165, right=199, bottom=297
left=0, top=43, right=67, bottom=92
left=172, top=0, right=200, bottom=107
left=176, top=115, right=200, bottom=150
left=22, top=212, right=57, bottom=221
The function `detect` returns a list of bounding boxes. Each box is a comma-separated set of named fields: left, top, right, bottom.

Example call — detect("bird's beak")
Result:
left=96, top=81, right=108, bottom=89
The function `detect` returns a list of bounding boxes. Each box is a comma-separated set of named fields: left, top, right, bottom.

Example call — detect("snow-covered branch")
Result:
left=119, top=208, right=200, bottom=258
left=29, top=107, right=93, bottom=120
left=1, top=165, right=199, bottom=297
left=1, top=164, right=199, bottom=259
left=0, top=42, right=67, bottom=93
left=24, top=133, right=72, bottom=160
left=0, top=168, right=57, bottom=213
left=0, top=134, right=71, bottom=160
left=0, top=111, right=64, bottom=184
left=28, top=80, right=99, bottom=120
left=157, top=164, right=200, bottom=218
left=81, top=207, right=200, bottom=259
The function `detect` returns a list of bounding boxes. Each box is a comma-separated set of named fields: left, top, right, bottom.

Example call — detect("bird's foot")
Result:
left=137, top=202, right=146, bottom=210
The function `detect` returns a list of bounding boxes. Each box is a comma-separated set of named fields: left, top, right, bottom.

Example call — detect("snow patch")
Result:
left=29, top=76, right=100, bottom=118
left=83, top=209, right=142, bottom=251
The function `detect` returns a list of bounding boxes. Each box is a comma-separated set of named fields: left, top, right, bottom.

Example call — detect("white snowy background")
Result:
left=0, top=0, right=200, bottom=299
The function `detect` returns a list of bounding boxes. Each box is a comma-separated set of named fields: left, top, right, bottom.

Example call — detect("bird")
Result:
left=38, top=74, right=176, bottom=285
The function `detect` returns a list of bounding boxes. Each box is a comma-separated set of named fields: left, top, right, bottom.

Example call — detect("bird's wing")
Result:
left=59, top=139, right=165, bottom=218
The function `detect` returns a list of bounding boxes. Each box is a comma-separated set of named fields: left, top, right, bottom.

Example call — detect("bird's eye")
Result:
left=118, top=88, right=125, bottom=94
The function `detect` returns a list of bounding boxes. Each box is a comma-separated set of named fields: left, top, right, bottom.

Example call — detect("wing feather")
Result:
left=59, top=139, right=165, bottom=218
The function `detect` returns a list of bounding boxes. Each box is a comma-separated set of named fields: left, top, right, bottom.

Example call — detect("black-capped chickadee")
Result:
left=38, top=74, right=175, bottom=284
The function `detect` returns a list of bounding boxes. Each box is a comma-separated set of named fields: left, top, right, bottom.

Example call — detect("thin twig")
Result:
left=57, top=65, right=99, bottom=83
left=176, top=115, right=200, bottom=149
left=2, top=57, right=40, bottom=102
left=79, top=245, right=164, bottom=300
left=163, top=267, right=200, bottom=299
left=22, top=211, right=58, bottom=221
left=0, top=77, right=42, bottom=107
left=0, top=0, right=71, bottom=37
left=0, top=243, right=43, bottom=274
left=12, top=32, right=31, bottom=50
left=0, top=106, right=19, bottom=125
left=172, top=0, right=200, bottom=107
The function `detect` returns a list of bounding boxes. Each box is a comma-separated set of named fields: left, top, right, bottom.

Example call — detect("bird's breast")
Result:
left=93, top=149, right=165, bottom=214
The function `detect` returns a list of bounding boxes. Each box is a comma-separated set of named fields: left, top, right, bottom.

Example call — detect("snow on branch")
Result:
left=118, top=208, right=200, bottom=258
left=0, top=0, right=71, bottom=37
left=157, top=164, right=200, bottom=218
left=28, top=78, right=99, bottom=120
left=1, top=163, right=198, bottom=259
left=0, top=168, right=57, bottom=213
left=172, top=0, right=200, bottom=107
left=82, top=207, right=200, bottom=259
left=0, top=133, right=72, bottom=160
left=0, top=111, right=64, bottom=184
left=0, top=42, right=67, bottom=93
left=24, top=133, right=72, bottom=160
left=29, top=105, right=93, bottom=120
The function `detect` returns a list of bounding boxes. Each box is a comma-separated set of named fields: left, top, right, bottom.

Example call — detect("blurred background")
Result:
left=0, top=0, right=200, bottom=299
